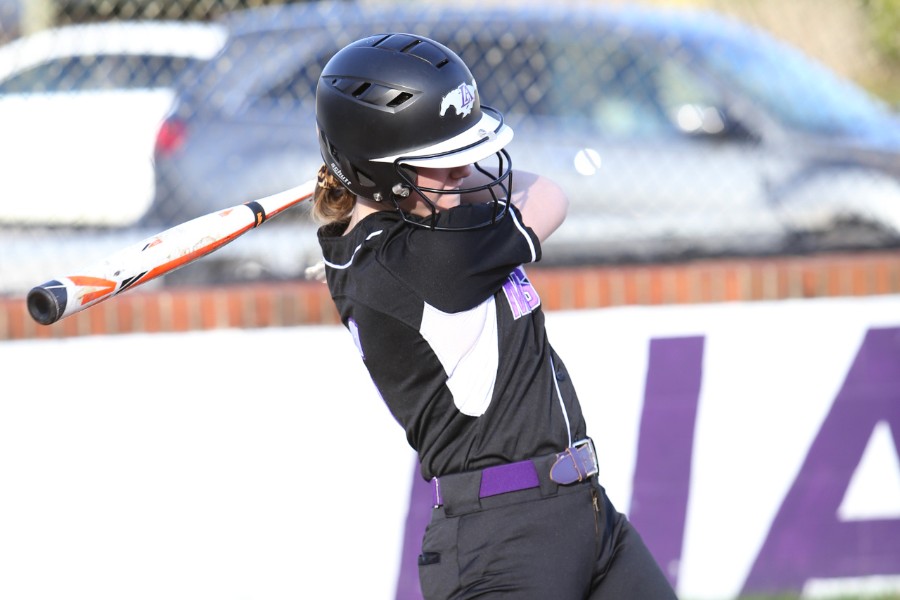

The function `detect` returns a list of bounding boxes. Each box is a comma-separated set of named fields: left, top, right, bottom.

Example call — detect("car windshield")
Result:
left=0, top=54, right=203, bottom=94
left=447, top=24, right=684, bottom=138
left=685, top=30, right=896, bottom=136
left=181, top=29, right=328, bottom=115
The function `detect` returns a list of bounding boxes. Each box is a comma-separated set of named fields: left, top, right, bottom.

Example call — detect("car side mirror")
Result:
left=669, top=103, right=755, bottom=141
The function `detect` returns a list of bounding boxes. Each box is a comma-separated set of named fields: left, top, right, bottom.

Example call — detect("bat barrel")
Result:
left=27, top=282, right=67, bottom=326
left=24, top=179, right=317, bottom=326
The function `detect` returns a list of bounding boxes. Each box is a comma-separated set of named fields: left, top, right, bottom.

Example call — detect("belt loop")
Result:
left=437, top=472, right=483, bottom=516
left=431, top=477, right=442, bottom=508
left=533, top=455, right=560, bottom=497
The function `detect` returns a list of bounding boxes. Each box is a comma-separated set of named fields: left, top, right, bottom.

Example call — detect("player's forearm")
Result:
left=509, top=171, right=569, bottom=243
left=457, top=169, right=568, bottom=242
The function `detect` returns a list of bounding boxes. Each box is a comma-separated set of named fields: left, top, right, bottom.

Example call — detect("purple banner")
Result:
left=742, top=326, right=900, bottom=595
left=630, top=336, right=704, bottom=588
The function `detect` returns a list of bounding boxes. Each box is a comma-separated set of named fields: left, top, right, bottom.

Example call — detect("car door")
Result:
left=0, top=53, right=184, bottom=227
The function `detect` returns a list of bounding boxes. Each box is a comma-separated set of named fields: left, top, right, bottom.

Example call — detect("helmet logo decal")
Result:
left=439, top=81, right=477, bottom=117
left=330, top=161, right=352, bottom=188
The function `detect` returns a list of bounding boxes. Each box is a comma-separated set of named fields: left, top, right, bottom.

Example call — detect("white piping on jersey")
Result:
left=549, top=355, right=573, bottom=447
left=322, top=230, right=384, bottom=270
left=506, top=202, right=537, bottom=263
left=420, top=298, right=499, bottom=417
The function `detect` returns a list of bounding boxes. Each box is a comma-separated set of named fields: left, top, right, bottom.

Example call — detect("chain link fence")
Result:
left=1, top=0, right=899, bottom=294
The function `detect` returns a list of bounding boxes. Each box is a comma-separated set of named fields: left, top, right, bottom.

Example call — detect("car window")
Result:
left=654, top=55, right=734, bottom=136
left=199, top=19, right=744, bottom=142
left=183, top=30, right=332, bottom=117
left=577, top=39, right=674, bottom=137
left=446, top=29, right=552, bottom=117
left=253, top=65, right=317, bottom=109
left=0, top=54, right=202, bottom=94
left=686, top=30, right=894, bottom=136
left=446, top=27, right=675, bottom=138
left=247, top=43, right=338, bottom=114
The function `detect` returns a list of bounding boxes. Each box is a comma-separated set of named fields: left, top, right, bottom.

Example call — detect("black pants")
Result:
left=418, top=479, right=677, bottom=599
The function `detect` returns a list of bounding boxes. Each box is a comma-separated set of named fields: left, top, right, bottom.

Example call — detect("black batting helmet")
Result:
left=315, top=32, right=513, bottom=224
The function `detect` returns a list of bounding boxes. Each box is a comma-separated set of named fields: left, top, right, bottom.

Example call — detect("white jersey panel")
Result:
left=420, top=299, right=499, bottom=417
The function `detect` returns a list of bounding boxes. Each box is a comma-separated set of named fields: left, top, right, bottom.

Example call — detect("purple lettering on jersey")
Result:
left=502, top=267, right=541, bottom=320
left=741, top=327, right=900, bottom=596
left=630, top=336, right=704, bottom=588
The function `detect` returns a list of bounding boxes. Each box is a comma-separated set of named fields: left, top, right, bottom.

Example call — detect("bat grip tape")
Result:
left=245, top=201, right=266, bottom=227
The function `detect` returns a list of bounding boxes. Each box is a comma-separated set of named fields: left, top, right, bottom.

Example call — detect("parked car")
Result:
left=0, top=20, right=226, bottom=227
left=149, top=2, right=900, bottom=272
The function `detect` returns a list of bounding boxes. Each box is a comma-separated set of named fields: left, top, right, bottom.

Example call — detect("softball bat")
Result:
left=26, top=179, right=316, bottom=325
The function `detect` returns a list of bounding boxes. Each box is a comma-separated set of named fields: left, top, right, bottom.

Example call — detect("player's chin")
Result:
left=424, top=189, right=459, bottom=209
left=440, top=193, right=463, bottom=209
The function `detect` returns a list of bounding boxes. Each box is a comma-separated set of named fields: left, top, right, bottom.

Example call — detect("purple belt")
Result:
left=431, top=438, right=598, bottom=509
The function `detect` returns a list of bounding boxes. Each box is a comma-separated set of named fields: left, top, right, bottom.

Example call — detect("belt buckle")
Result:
left=573, top=438, right=599, bottom=478
left=549, top=438, right=599, bottom=485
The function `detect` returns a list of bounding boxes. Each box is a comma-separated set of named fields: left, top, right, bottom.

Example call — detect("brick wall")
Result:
left=3, top=251, right=899, bottom=341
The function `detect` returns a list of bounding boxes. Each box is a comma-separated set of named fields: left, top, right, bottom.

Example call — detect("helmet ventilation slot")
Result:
left=352, top=82, right=371, bottom=97
left=357, top=170, right=375, bottom=187
left=387, top=92, right=413, bottom=107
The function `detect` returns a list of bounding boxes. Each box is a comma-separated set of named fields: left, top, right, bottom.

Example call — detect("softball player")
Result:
left=312, top=33, right=677, bottom=600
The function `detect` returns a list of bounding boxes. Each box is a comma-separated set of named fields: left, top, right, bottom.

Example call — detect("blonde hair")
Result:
left=311, top=164, right=356, bottom=225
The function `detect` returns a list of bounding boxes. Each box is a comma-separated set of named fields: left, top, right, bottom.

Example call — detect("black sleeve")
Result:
left=377, top=203, right=541, bottom=313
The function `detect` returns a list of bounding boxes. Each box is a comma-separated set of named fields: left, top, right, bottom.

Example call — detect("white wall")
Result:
left=1, top=295, right=899, bottom=600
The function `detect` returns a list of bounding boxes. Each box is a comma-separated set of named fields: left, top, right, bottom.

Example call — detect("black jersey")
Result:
left=317, top=202, right=587, bottom=481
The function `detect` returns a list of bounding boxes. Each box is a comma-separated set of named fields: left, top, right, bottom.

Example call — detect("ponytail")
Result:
left=311, top=164, right=355, bottom=225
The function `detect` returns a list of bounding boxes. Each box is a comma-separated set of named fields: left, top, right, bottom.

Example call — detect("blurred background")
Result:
left=0, top=0, right=899, bottom=295
left=1, top=4, right=899, bottom=599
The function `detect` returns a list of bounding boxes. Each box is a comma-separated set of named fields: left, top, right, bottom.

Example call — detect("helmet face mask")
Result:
left=392, top=131, right=514, bottom=231
left=315, top=33, right=515, bottom=229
